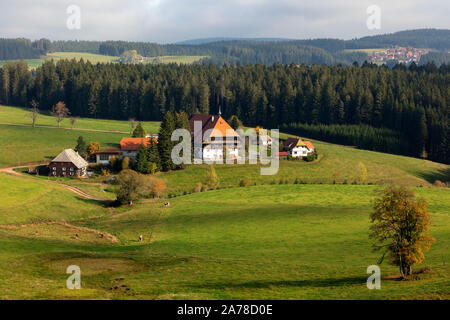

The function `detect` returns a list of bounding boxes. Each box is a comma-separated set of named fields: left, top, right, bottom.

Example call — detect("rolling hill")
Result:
left=0, top=107, right=448, bottom=299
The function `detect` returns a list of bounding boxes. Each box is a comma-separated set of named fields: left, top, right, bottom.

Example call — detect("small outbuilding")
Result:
left=48, top=149, right=89, bottom=177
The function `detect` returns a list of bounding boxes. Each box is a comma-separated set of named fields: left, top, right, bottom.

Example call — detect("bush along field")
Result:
left=0, top=112, right=449, bottom=299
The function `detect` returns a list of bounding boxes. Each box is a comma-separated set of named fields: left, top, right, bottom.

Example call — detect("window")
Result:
left=62, top=167, right=66, bottom=171
left=70, top=167, right=74, bottom=171
left=100, top=154, right=109, bottom=161
left=53, top=167, right=56, bottom=171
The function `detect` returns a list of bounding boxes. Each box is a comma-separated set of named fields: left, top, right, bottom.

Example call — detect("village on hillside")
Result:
left=368, top=46, right=430, bottom=64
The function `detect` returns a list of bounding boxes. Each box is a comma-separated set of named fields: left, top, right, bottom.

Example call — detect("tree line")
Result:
left=0, top=38, right=52, bottom=60
left=0, top=60, right=448, bottom=163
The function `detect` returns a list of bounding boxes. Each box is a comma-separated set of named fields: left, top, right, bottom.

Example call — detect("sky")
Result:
left=1, top=0, right=449, bottom=43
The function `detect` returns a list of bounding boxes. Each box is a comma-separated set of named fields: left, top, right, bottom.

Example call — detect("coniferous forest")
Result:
left=0, top=60, right=448, bottom=164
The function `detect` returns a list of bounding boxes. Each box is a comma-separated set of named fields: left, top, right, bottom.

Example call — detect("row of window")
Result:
left=52, top=167, right=75, bottom=171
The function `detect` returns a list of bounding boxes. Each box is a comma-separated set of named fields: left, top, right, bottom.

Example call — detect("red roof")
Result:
left=120, top=137, right=156, bottom=151
left=304, top=141, right=315, bottom=150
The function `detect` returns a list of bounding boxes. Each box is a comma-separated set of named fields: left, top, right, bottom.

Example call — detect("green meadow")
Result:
left=0, top=52, right=208, bottom=71
left=0, top=109, right=448, bottom=299
left=0, top=105, right=160, bottom=133
left=0, top=176, right=449, bottom=299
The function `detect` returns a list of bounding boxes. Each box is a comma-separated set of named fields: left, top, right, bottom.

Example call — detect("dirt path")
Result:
left=0, top=165, right=107, bottom=201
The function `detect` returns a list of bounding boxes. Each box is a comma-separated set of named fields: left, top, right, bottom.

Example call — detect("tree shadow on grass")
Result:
left=189, top=276, right=366, bottom=290
left=415, top=167, right=450, bottom=184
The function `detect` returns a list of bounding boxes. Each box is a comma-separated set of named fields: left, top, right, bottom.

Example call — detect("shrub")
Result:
left=239, top=179, right=252, bottom=187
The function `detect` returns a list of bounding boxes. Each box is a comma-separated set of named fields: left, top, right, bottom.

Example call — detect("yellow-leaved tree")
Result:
left=370, top=187, right=434, bottom=278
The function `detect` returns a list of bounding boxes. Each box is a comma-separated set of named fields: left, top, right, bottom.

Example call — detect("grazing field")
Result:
left=0, top=106, right=160, bottom=134
left=0, top=179, right=448, bottom=299
left=0, top=125, right=124, bottom=168
left=160, top=139, right=449, bottom=194
left=0, top=173, right=109, bottom=224
left=148, top=55, right=208, bottom=64
left=0, top=53, right=207, bottom=70
left=46, top=52, right=119, bottom=64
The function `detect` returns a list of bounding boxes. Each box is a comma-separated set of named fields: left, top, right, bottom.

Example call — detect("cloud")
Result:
left=0, top=0, right=448, bottom=42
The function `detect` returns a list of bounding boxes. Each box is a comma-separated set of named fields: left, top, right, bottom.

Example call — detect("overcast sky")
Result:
left=1, top=0, right=449, bottom=43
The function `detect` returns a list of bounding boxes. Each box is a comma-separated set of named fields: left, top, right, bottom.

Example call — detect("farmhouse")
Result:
left=190, top=114, right=240, bottom=161
left=120, top=137, right=157, bottom=160
left=48, top=149, right=88, bottom=177
left=93, top=148, right=123, bottom=165
left=283, top=138, right=315, bottom=158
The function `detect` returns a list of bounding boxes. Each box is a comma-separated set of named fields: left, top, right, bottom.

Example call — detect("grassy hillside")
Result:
left=0, top=180, right=448, bottom=299
left=160, top=139, right=449, bottom=193
left=0, top=52, right=206, bottom=70
left=0, top=173, right=109, bottom=224
left=46, top=52, right=119, bottom=63
left=0, top=125, right=123, bottom=168
left=0, top=106, right=160, bottom=133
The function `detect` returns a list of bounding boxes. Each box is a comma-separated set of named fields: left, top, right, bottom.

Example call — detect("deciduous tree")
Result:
left=370, top=187, right=434, bottom=278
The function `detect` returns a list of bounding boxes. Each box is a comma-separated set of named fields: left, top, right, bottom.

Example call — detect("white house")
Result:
left=283, top=138, right=315, bottom=158
left=190, top=114, right=240, bottom=162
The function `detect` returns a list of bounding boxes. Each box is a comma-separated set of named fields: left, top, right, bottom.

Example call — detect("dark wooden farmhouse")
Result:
left=48, top=149, right=89, bottom=177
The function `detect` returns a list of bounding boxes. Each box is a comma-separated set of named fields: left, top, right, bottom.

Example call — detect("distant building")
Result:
left=189, top=114, right=240, bottom=161
left=48, top=149, right=88, bottom=177
left=94, top=148, right=123, bottom=165
left=120, top=137, right=156, bottom=160
left=283, top=138, right=315, bottom=158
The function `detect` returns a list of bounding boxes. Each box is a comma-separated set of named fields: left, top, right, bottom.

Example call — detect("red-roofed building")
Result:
left=120, top=137, right=157, bottom=159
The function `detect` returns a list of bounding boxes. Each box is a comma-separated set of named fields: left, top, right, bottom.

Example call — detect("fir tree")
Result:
left=158, top=112, right=176, bottom=172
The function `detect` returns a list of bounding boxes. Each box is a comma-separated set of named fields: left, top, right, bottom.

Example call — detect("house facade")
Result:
left=94, top=148, right=123, bottom=165
left=190, top=114, right=240, bottom=161
left=48, top=149, right=89, bottom=177
left=283, top=138, right=315, bottom=158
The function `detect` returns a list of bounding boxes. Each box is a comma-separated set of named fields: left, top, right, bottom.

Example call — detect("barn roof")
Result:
left=51, top=149, right=89, bottom=169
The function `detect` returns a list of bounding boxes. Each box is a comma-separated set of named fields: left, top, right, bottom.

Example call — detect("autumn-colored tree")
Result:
left=87, top=142, right=100, bottom=156
left=116, top=169, right=152, bottom=206
left=51, top=101, right=70, bottom=127
left=358, top=161, right=367, bottom=184
left=151, top=180, right=166, bottom=198
left=370, top=187, right=434, bottom=278
left=121, top=157, right=130, bottom=170
left=205, top=165, right=219, bottom=189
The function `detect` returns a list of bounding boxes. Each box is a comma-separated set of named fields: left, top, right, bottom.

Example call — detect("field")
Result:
left=0, top=105, right=160, bottom=133
left=0, top=111, right=449, bottom=299
left=147, top=56, right=208, bottom=64
left=0, top=52, right=207, bottom=70
left=46, top=52, right=119, bottom=63
left=0, top=174, right=448, bottom=299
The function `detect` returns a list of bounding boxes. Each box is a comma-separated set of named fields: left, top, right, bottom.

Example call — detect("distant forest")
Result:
left=1, top=29, right=449, bottom=65
left=0, top=60, right=448, bottom=163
